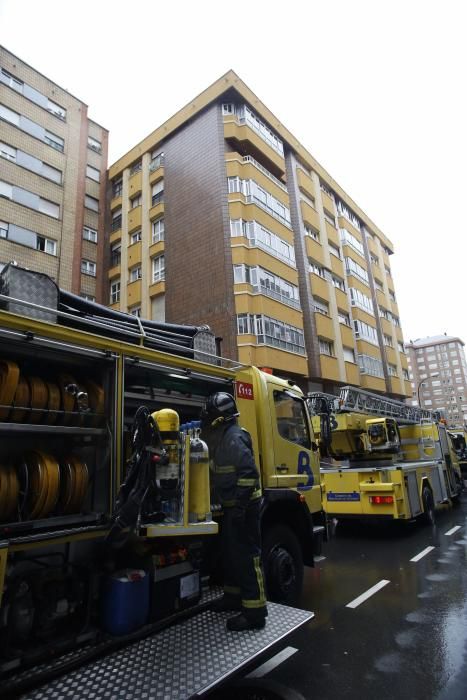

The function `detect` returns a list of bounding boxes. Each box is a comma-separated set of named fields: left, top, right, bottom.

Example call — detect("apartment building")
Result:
left=406, top=335, right=467, bottom=426
left=0, top=46, right=108, bottom=301
left=107, top=70, right=410, bottom=398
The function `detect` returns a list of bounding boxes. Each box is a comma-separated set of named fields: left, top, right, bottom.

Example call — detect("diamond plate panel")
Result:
left=22, top=603, right=313, bottom=699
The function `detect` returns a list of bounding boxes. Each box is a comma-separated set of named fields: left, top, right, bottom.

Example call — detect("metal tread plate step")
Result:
left=18, top=603, right=313, bottom=699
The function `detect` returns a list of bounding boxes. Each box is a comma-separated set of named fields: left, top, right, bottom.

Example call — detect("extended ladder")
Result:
left=309, top=386, right=442, bottom=425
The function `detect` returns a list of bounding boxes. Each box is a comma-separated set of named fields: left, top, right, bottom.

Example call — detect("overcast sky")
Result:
left=1, top=0, right=465, bottom=347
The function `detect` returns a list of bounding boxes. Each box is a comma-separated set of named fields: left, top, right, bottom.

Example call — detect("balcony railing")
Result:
left=245, top=194, right=291, bottom=229
left=242, top=156, right=287, bottom=192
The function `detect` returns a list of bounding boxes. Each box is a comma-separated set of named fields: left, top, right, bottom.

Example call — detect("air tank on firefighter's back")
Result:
left=187, top=421, right=210, bottom=522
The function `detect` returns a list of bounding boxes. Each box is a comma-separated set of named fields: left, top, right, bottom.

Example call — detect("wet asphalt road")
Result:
left=250, top=493, right=467, bottom=700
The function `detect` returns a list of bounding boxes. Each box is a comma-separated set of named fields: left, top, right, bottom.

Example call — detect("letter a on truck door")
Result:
left=268, top=384, right=316, bottom=492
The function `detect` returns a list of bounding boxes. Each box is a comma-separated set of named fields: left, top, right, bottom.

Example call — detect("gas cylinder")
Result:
left=188, top=421, right=210, bottom=522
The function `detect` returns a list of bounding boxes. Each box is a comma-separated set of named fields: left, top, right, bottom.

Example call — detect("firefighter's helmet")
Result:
left=200, top=392, right=239, bottom=429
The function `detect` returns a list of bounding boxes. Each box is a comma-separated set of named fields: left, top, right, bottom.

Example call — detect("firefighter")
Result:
left=200, top=392, right=268, bottom=631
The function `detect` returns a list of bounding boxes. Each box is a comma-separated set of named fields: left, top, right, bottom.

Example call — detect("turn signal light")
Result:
left=369, top=495, right=394, bottom=505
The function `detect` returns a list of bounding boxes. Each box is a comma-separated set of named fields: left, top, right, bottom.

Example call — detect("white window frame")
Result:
left=83, top=226, right=98, bottom=243
left=152, top=254, right=165, bottom=283
left=81, top=259, right=96, bottom=277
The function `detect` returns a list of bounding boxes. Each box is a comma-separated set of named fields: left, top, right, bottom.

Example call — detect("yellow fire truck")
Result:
left=0, top=266, right=321, bottom=697
left=308, top=386, right=463, bottom=524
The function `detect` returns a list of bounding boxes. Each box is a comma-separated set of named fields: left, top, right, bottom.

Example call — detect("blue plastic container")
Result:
left=101, top=569, right=150, bottom=635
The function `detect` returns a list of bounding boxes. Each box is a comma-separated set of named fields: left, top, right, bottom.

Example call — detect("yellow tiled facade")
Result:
left=106, top=71, right=409, bottom=398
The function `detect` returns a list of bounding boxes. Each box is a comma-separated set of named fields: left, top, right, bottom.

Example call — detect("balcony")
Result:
left=315, top=313, right=334, bottom=339
left=149, top=154, right=165, bottom=172
left=224, top=119, right=285, bottom=175
left=242, top=155, right=287, bottom=192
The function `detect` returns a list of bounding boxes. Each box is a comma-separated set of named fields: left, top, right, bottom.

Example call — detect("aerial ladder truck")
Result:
left=308, top=386, right=463, bottom=524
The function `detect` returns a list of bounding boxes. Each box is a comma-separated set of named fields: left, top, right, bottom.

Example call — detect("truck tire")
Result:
left=262, top=524, right=303, bottom=605
left=421, top=485, right=435, bottom=525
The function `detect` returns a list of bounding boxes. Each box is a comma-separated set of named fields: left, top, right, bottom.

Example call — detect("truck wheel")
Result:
left=262, top=525, right=303, bottom=605
left=421, top=486, right=435, bottom=525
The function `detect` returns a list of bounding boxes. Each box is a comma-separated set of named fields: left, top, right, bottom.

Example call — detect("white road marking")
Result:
left=246, top=646, right=298, bottom=678
left=346, top=580, right=390, bottom=609
left=410, top=546, right=435, bottom=562
left=445, top=526, right=462, bottom=536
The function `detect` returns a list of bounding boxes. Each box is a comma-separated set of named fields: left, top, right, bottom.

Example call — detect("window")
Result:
left=130, top=194, right=142, bottom=208
left=86, top=164, right=100, bottom=182
left=85, top=195, right=99, bottom=212
left=0, top=181, right=13, bottom=199
left=0, top=104, right=20, bottom=126
left=319, top=339, right=334, bottom=356
left=47, top=99, right=66, bottom=120
left=236, top=314, right=305, bottom=354
left=152, top=218, right=165, bottom=244
left=300, top=191, right=315, bottom=208
left=81, top=259, right=96, bottom=276
left=129, top=306, right=141, bottom=317
left=1, top=68, right=23, bottom=92
left=331, top=275, right=345, bottom=291
left=44, top=130, right=64, bottom=152
left=309, top=260, right=325, bottom=277
left=345, top=257, right=369, bottom=283
left=237, top=314, right=250, bottom=334
left=129, top=265, right=142, bottom=282
left=336, top=201, right=361, bottom=230
left=152, top=179, right=164, bottom=206
left=110, top=243, right=121, bottom=267
left=152, top=255, right=165, bottom=283
left=388, top=364, right=397, bottom=377
left=222, top=103, right=235, bottom=115
left=42, top=163, right=62, bottom=183
left=36, top=235, right=57, bottom=255
left=304, top=224, right=319, bottom=241
left=402, top=368, right=410, bottom=380
left=353, top=319, right=378, bottom=344
left=358, top=353, right=384, bottom=378
left=88, top=136, right=102, bottom=153
left=323, top=210, right=336, bottom=227
left=83, top=226, right=98, bottom=243
left=130, top=230, right=142, bottom=244
left=80, top=293, right=95, bottom=302
left=111, top=208, right=122, bottom=231
left=374, top=278, right=383, bottom=292
left=130, top=161, right=142, bottom=175
left=274, top=390, right=310, bottom=448
left=340, top=228, right=364, bottom=256
left=0, top=221, right=8, bottom=238
left=384, top=334, right=393, bottom=347
left=329, top=243, right=341, bottom=259
left=230, top=219, right=295, bottom=266
left=112, top=179, right=123, bottom=198
left=313, top=298, right=329, bottom=315
left=110, top=281, right=120, bottom=304
left=0, top=142, right=16, bottom=162
left=149, top=152, right=165, bottom=171
left=343, top=347, right=355, bottom=363
left=39, top=198, right=60, bottom=219
left=338, top=311, right=350, bottom=326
